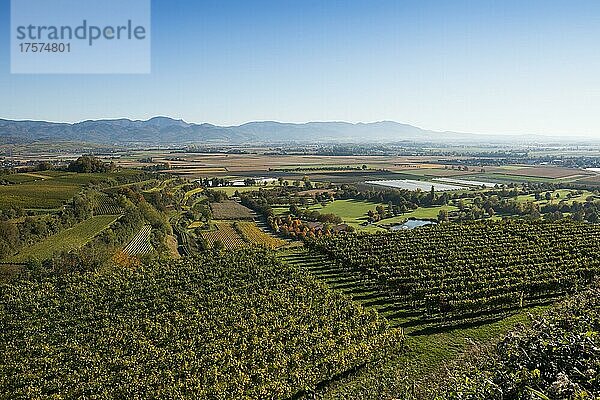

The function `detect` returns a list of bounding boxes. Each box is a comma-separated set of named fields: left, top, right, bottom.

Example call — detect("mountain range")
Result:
left=0, top=116, right=579, bottom=145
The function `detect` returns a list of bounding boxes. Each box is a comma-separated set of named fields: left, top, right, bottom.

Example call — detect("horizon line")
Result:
left=1, top=115, right=596, bottom=139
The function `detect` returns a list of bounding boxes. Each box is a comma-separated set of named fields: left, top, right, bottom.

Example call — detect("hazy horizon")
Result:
left=2, top=115, right=600, bottom=140
left=2, top=1, right=600, bottom=138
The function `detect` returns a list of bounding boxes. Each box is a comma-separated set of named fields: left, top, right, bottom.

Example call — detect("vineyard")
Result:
left=0, top=249, right=400, bottom=399
left=210, top=200, right=255, bottom=220
left=236, top=221, right=287, bottom=249
left=123, top=225, right=154, bottom=256
left=93, top=194, right=124, bottom=215
left=200, top=222, right=247, bottom=249
left=442, top=281, right=600, bottom=399
left=308, top=220, right=600, bottom=327
left=8, top=215, right=120, bottom=262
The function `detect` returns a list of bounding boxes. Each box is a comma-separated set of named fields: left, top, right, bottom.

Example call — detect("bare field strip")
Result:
left=211, top=201, right=255, bottom=220
left=504, top=167, right=592, bottom=179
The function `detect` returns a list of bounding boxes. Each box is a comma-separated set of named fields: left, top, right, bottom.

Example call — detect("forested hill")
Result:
left=0, top=117, right=487, bottom=145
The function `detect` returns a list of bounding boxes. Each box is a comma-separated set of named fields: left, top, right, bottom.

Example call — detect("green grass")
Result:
left=8, top=215, right=120, bottom=262
left=378, top=205, right=460, bottom=224
left=307, top=199, right=387, bottom=231
left=305, top=200, right=461, bottom=232
left=0, top=174, right=44, bottom=184
left=320, top=306, right=548, bottom=399
left=215, top=184, right=283, bottom=196
left=515, top=189, right=595, bottom=205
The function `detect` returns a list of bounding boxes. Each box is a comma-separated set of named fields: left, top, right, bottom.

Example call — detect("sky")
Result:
left=1, top=0, right=600, bottom=137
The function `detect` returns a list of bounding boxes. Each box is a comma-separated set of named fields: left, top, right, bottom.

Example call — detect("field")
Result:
left=307, top=199, right=386, bottom=231
left=210, top=200, right=255, bottom=220
left=436, top=282, right=600, bottom=398
left=380, top=205, right=460, bottom=223
left=0, top=249, right=399, bottom=398
left=306, top=199, right=461, bottom=231
left=8, top=215, right=120, bottom=262
left=394, top=167, right=479, bottom=177
left=515, top=189, right=596, bottom=205
left=432, top=177, right=497, bottom=188
left=182, top=187, right=203, bottom=202
left=576, top=174, right=600, bottom=186
left=200, top=222, right=247, bottom=249
left=0, top=181, right=81, bottom=210
left=502, top=166, right=588, bottom=179
left=366, top=179, right=467, bottom=191
left=467, top=172, right=560, bottom=184
left=114, top=152, right=444, bottom=175
left=93, top=194, right=124, bottom=215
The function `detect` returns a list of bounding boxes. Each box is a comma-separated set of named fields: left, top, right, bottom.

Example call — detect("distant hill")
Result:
left=0, top=117, right=574, bottom=145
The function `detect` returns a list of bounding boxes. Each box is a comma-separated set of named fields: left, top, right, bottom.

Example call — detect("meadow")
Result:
left=307, top=199, right=386, bottom=231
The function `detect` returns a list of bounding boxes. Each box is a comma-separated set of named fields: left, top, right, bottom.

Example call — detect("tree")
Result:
left=289, top=204, right=300, bottom=216
left=438, top=209, right=449, bottom=222
left=68, top=155, right=113, bottom=173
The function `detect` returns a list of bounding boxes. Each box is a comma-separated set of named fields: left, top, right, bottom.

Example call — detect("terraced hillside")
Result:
left=304, top=220, right=600, bottom=330
left=280, top=250, right=405, bottom=327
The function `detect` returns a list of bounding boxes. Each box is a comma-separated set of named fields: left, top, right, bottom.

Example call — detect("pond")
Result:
left=390, top=219, right=437, bottom=230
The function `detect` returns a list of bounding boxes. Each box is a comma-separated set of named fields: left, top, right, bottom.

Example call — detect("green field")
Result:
left=306, top=200, right=462, bottom=230
left=0, top=182, right=81, bottom=210
left=8, top=215, right=120, bottom=262
left=515, top=189, right=595, bottom=205
left=214, top=184, right=285, bottom=196
left=378, top=205, right=460, bottom=224
left=297, top=200, right=465, bottom=231
left=306, top=199, right=386, bottom=231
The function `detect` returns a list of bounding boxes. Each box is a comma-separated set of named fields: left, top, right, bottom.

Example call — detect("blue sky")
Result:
left=1, top=0, right=600, bottom=137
